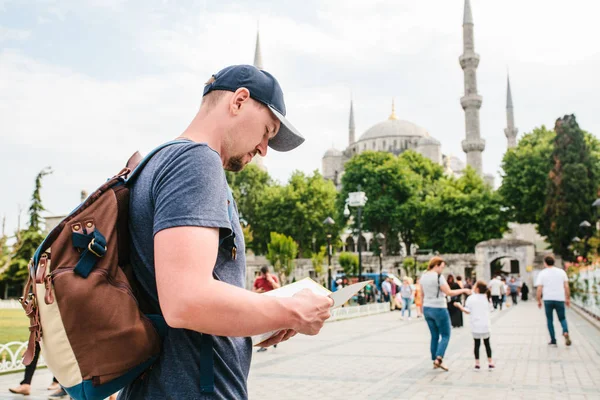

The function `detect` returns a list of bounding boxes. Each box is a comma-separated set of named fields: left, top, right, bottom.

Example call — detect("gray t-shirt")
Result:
left=420, top=271, right=448, bottom=308
left=119, top=141, right=251, bottom=400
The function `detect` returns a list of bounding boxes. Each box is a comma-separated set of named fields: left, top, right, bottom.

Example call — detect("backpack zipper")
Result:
left=45, top=267, right=139, bottom=307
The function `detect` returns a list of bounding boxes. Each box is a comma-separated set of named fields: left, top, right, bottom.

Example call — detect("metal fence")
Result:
left=571, top=267, right=600, bottom=319
left=0, top=303, right=390, bottom=375
left=0, top=341, right=45, bottom=374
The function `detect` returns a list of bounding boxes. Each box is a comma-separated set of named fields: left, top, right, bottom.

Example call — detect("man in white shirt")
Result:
left=535, top=255, right=572, bottom=346
left=488, top=276, right=504, bottom=310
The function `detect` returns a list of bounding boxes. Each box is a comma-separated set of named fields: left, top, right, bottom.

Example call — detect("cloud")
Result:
left=0, top=26, right=31, bottom=41
left=1, top=0, right=600, bottom=236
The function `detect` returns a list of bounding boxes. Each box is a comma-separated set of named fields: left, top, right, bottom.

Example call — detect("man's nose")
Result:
left=256, top=136, right=269, bottom=157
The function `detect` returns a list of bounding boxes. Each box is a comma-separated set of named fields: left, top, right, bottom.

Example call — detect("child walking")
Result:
left=454, top=281, right=495, bottom=371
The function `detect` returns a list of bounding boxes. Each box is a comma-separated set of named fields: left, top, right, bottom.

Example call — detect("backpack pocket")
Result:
left=45, top=265, right=160, bottom=385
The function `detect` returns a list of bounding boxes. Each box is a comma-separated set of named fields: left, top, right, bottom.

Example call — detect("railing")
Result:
left=570, top=267, right=600, bottom=319
left=328, top=302, right=390, bottom=322
left=0, top=303, right=390, bottom=374
left=0, top=342, right=45, bottom=374
left=0, top=300, right=22, bottom=309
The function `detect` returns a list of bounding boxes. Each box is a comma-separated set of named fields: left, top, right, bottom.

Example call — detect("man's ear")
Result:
left=230, top=87, right=251, bottom=115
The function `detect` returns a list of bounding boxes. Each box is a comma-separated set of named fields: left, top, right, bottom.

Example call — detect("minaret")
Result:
left=504, top=74, right=518, bottom=149
left=459, top=0, right=485, bottom=175
left=253, top=25, right=264, bottom=70
left=349, top=97, right=356, bottom=145
left=250, top=24, right=267, bottom=171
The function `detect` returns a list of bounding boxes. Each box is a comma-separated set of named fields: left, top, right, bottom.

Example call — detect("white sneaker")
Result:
left=400, top=316, right=404, bottom=321
left=408, top=317, right=412, bottom=321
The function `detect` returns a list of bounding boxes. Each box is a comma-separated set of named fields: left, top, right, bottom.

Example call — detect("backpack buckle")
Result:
left=88, top=238, right=107, bottom=258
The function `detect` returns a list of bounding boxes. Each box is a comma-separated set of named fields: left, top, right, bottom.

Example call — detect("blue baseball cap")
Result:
left=202, top=64, right=305, bottom=152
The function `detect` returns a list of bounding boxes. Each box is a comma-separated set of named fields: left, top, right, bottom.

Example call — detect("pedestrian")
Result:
left=8, top=342, right=61, bottom=396
left=414, top=277, right=423, bottom=318
left=253, top=265, right=280, bottom=293
left=119, top=64, right=333, bottom=400
left=501, top=277, right=508, bottom=308
left=489, top=276, right=504, bottom=310
left=253, top=266, right=281, bottom=353
left=521, top=282, right=530, bottom=301
left=447, top=275, right=463, bottom=328
left=400, top=277, right=414, bottom=320
left=420, top=256, right=471, bottom=371
left=382, top=276, right=393, bottom=307
left=536, top=255, right=572, bottom=346
left=453, top=281, right=495, bottom=371
left=508, top=277, right=520, bottom=305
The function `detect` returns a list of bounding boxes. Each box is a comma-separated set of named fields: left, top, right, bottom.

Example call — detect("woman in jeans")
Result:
left=419, top=256, right=471, bottom=371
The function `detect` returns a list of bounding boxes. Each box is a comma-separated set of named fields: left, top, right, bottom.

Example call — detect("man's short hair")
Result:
left=475, top=281, right=488, bottom=295
left=544, top=255, right=555, bottom=266
left=260, top=266, right=269, bottom=274
left=201, top=89, right=228, bottom=110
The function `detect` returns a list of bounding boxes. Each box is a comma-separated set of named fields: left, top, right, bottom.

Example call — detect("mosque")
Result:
left=318, top=0, right=519, bottom=189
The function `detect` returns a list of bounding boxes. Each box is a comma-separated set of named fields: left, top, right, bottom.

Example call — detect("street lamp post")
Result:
left=579, top=220, right=592, bottom=259
left=344, top=190, right=367, bottom=282
left=323, top=216, right=335, bottom=290
left=376, top=232, right=385, bottom=287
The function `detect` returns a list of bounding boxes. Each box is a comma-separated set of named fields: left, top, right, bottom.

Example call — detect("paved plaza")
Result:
left=2, top=301, right=599, bottom=399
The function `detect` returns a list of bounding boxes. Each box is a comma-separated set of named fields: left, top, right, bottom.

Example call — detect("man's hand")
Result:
left=538, top=301, right=542, bottom=309
left=566, top=298, right=571, bottom=307
left=256, top=329, right=297, bottom=348
left=463, top=288, right=472, bottom=296
left=255, top=287, right=265, bottom=294
left=288, top=289, right=334, bottom=335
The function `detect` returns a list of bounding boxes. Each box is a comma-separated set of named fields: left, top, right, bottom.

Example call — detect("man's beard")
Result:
left=225, top=154, right=246, bottom=172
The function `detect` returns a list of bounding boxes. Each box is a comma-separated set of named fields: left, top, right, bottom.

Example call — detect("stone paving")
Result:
left=1, top=301, right=599, bottom=399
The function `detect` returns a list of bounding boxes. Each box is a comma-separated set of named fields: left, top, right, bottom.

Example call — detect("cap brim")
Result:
left=267, top=105, right=305, bottom=152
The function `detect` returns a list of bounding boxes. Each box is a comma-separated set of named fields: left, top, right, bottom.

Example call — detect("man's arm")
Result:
left=536, top=285, right=543, bottom=309
left=267, top=274, right=281, bottom=289
left=155, top=226, right=332, bottom=337
left=564, top=280, right=571, bottom=307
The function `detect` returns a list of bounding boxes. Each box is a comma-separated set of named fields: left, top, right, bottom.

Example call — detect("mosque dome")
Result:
left=418, top=134, right=440, bottom=146
left=323, top=148, right=343, bottom=158
left=357, top=100, right=428, bottom=142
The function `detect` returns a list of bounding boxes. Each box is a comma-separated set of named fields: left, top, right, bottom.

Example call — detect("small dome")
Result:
left=323, top=148, right=343, bottom=158
left=418, top=135, right=440, bottom=146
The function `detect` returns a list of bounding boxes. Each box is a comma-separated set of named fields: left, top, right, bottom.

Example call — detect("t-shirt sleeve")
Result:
left=439, top=274, right=447, bottom=287
left=152, top=145, right=231, bottom=235
left=535, top=271, right=543, bottom=287
left=464, top=296, right=473, bottom=312
left=561, top=269, right=568, bottom=283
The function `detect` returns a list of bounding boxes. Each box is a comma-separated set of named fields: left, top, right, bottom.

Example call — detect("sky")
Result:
left=1, top=0, right=599, bottom=237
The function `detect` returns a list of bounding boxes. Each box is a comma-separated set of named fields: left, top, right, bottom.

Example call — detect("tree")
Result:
left=499, top=124, right=600, bottom=231
left=266, top=232, right=298, bottom=284
left=543, top=115, right=599, bottom=259
left=311, top=246, right=326, bottom=283
left=339, top=151, right=420, bottom=254
left=253, top=171, right=339, bottom=256
left=226, top=164, right=271, bottom=251
left=499, top=126, right=555, bottom=224
left=420, top=168, right=509, bottom=253
left=1, top=168, right=52, bottom=286
left=338, top=252, right=358, bottom=276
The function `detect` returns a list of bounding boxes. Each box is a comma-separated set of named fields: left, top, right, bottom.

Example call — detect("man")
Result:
left=489, top=275, right=504, bottom=310
left=253, top=266, right=281, bottom=353
left=536, top=255, right=572, bottom=346
left=382, top=276, right=393, bottom=304
left=119, top=65, right=333, bottom=400
left=508, top=277, right=520, bottom=305
left=253, top=266, right=280, bottom=293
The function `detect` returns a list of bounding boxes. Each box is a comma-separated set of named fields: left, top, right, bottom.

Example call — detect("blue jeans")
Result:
left=544, top=300, right=568, bottom=342
left=402, top=297, right=412, bottom=317
left=423, top=307, right=451, bottom=360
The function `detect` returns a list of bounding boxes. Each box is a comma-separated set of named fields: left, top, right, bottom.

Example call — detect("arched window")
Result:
left=372, top=141, right=376, bottom=149
left=363, top=143, right=366, bottom=150
left=393, top=140, right=397, bottom=148
left=383, top=140, right=386, bottom=149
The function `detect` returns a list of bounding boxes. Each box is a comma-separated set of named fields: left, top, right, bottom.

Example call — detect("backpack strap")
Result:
left=124, top=139, right=191, bottom=184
